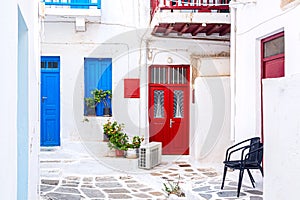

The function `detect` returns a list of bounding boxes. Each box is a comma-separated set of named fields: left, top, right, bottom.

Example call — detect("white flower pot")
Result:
left=125, top=148, right=138, bottom=159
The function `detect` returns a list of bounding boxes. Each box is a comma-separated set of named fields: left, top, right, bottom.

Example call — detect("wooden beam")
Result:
left=206, top=24, right=221, bottom=36
left=191, top=25, right=206, bottom=36
left=219, top=25, right=231, bottom=36
left=178, top=24, right=190, bottom=36
left=164, top=23, right=174, bottom=35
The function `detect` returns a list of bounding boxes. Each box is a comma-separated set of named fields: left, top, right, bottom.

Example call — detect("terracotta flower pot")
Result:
left=115, top=149, right=124, bottom=157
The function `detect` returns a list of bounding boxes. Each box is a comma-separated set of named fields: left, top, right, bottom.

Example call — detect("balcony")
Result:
left=42, top=0, right=101, bottom=23
left=150, top=0, right=231, bottom=40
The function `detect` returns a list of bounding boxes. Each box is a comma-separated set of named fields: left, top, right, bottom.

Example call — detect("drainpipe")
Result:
left=229, top=2, right=237, bottom=141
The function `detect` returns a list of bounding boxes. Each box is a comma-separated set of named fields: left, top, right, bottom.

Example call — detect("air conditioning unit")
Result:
left=138, top=142, right=162, bottom=169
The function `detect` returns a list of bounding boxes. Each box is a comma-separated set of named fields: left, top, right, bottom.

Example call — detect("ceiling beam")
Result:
left=164, top=23, right=174, bottom=35
left=219, top=25, right=231, bottom=36
left=206, top=24, right=221, bottom=36
left=191, top=25, right=206, bottom=36
left=178, top=24, right=189, bottom=36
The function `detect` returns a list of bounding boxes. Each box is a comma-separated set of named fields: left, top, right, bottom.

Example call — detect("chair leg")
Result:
left=221, top=166, right=228, bottom=189
left=247, top=169, right=255, bottom=188
left=237, top=169, right=244, bottom=197
left=259, top=166, right=264, bottom=177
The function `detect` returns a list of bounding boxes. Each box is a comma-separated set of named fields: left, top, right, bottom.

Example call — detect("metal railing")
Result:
left=43, top=0, right=101, bottom=9
left=151, top=0, right=230, bottom=17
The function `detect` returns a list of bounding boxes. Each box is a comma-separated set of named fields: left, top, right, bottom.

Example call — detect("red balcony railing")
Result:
left=151, top=0, right=230, bottom=18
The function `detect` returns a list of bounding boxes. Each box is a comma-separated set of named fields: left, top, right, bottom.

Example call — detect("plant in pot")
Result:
left=84, top=89, right=112, bottom=116
left=125, top=136, right=144, bottom=159
left=103, top=120, right=124, bottom=141
left=107, top=131, right=129, bottom=157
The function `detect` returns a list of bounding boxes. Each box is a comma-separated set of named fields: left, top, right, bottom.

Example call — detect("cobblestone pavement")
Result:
left=39, top=143, right=263, bottom=200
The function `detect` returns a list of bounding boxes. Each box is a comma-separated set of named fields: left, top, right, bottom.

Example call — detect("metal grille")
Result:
left=151, top=66, right=187, bottom=84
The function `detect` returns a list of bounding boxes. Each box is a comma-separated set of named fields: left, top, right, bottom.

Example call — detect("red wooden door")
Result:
left=149, top=65, right=189, bottom=155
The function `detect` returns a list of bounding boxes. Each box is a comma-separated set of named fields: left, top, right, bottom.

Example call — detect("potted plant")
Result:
left=107, top=132, right=129, bottom=157
left=125, top=136, right=144, bottom=159
left=84, top=89, right=112, bottom=116
left=103, top=120, right=124, bottom=141
left=104, top=120, right=128, bottom=157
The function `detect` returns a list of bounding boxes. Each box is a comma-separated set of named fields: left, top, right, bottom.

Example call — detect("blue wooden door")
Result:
left=41, top=56, right=60, bottom=146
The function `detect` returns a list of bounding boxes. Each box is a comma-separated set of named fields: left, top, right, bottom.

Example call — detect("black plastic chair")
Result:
left=221, top=137, right=263, bottom=197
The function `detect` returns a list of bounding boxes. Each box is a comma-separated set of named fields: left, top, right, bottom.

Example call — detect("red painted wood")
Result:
left=149, top=65, right=190, bottom=155
left=124, top=78, right=140, bottom=98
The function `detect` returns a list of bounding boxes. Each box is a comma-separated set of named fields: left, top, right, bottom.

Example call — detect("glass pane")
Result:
left=264, top=36, right=284, bottom=58
left=154, top=90, right=164, bottom=118
left=48, top=61, right=58, bottom=68
left=41, top=61, right=46, bottom=68
left=173, top=90, right=184, bottom=118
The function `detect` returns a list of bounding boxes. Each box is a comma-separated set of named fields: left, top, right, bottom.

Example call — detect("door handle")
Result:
left=170, top=119, right=174, bottom=128
left=42, top=96, right=47, bottom=102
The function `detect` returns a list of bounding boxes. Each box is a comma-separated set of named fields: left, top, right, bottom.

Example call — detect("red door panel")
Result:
left=263, top=57, right=284, bottom=78
left=149, top=85, right=189, bottom=155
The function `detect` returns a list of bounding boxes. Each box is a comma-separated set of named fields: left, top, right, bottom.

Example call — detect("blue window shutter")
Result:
left=71, top=0, right=90, bottom=9
left=84, top=58, right=112, bottom=116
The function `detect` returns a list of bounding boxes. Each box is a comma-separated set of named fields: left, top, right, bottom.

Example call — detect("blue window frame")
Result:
left=84, top=58, right=112, bottom=116
left=43, top=0, right=101, bottom=9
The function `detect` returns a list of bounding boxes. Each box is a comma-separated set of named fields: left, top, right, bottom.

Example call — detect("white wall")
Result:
left=193, top=77, right=231, bottom=163
left=233, top=1, right=300, bottom=141
left=263, top=74, right=300, bottom=199
left=0, top=0, right=40, bottom=199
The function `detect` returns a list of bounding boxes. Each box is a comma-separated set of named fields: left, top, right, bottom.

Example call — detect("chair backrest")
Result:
left=247, top=137, right=262, bottom=162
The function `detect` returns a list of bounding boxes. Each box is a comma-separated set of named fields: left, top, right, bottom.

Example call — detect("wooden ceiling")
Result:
left=152, top=22, right=230, bottom=39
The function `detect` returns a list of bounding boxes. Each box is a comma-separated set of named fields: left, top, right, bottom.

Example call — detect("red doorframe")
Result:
left=261, top=32, right=285, bottom=142
left=148, top=65, right=190, bottom=155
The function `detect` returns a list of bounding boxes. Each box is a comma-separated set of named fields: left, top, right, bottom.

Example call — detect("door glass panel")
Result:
left=48, top=61, right=58, bottom=68
left=154, top=90, right=164, bottom=118
left=263, top=35, right=284, bottom=58
left=41, top=61, right=46, bottom=68
left=173, top=90, right=183, bottom=118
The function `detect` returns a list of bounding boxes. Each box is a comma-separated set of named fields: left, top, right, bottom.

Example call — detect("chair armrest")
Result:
left=224, top=137, right=259, bottom=161
left=227, top=145, right=251, bottom=161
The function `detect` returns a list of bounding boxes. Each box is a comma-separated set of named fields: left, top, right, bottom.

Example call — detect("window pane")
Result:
left=264, top=36, right=284, bottom=58
left=154, top=90, right=164, bottom=118
left=173, top=90, right=183, bottom=118
left=41, top=61, right=46, bottom=68
left=48, top=62, right=58, bottom=68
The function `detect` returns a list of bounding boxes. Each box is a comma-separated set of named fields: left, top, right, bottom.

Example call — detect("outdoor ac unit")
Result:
left=138, top=142, right=162, bottom=169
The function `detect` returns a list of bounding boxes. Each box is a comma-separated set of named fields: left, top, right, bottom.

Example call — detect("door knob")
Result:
left=170, top=119, right=175, bottom=128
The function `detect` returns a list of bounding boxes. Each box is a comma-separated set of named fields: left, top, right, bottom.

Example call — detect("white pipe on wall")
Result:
left=229, top=3, right=237, bottom=141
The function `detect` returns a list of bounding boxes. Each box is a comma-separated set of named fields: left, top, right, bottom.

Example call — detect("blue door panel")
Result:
left=41, top=56, right=60, bottom=146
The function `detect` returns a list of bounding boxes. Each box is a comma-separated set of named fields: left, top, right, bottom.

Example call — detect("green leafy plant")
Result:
left=103, top=120, right=124, bottom=138
left=85, top=89, right=112, bottom=108
left=126, top=136, right=144, bottom=149
left=163, top=177, right=185, bottom=197
left=103, top=120, right=128, bottom=151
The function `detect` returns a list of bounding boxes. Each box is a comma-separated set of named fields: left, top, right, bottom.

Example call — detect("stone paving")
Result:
left=39, top=143, right=263, bottom=200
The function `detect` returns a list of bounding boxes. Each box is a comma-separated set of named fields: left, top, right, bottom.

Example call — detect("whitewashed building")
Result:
left=0, top=0, right=40, bottom=199
left=41, top=0, right=232, bottom=163
left=232, top=0, right=300, bottom=199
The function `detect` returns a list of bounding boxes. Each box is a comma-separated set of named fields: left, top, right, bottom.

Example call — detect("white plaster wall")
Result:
left=192, top=77, right=231, bottom=163
left=263, top=74, right=300, bottom=199
left=233, top=1, right=300, bottom=141
left=0, top=0, right=40, bottom=199
left=0, top=1, right=18, bottom=198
